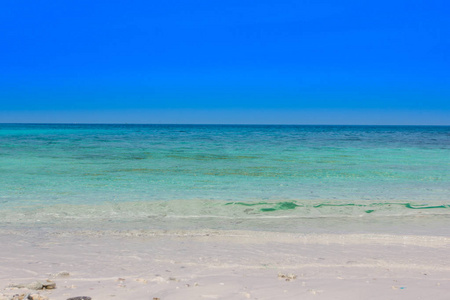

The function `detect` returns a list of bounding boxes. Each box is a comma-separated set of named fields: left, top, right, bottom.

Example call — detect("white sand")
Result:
left=1, top=229, right=450, bottom=299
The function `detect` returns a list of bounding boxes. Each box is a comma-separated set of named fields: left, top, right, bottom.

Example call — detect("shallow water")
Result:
left=0, top=124, right=449, bottom=231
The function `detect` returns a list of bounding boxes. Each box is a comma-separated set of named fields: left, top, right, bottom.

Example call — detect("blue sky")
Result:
left=1, top=0, right=449, bottom=124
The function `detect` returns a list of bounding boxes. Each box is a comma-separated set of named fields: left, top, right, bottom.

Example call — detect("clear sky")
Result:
left=1, top=0, right=449, bottom=124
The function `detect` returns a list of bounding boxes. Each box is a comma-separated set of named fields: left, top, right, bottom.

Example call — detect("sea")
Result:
left=1, top=124, right=449, bottom=234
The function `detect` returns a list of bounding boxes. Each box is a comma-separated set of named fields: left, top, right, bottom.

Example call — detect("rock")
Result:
left=66, top=297, right=92, bottom=300
left=25, top=282, right=44, bottom=290
left=9, top=281, right=51, bottom=291
left=42, top=282, right=56, bottom=290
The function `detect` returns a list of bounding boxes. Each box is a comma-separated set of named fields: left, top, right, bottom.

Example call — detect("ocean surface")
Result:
left=1, top=124, right=449, bottom=233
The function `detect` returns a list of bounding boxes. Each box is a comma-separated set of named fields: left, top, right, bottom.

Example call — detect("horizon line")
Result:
left=1, top=122, right=449, bottom=126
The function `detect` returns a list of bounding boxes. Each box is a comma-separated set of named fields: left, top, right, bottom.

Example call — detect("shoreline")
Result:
left=2, top=198, right=450, bottom=238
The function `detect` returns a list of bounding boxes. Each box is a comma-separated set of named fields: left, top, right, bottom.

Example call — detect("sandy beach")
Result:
left=1, top=228, right=449, bottom=300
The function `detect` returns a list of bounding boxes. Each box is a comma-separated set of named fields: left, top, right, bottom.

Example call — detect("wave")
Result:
left=2, top=199, right=449, bottom=224
left=224, top=201, right=450, bottom=213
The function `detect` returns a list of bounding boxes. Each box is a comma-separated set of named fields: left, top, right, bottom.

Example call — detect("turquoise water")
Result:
left=0, top=124, right=449, bottom=229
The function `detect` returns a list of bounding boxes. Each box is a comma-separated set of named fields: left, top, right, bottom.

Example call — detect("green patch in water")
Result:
left=225, top=201, right=450, bottom=213
left=260, top=201, right=299, bottom=212
left=404, top=203, right=450, bottom=209
left=225, top=201, right=299, bottom=212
